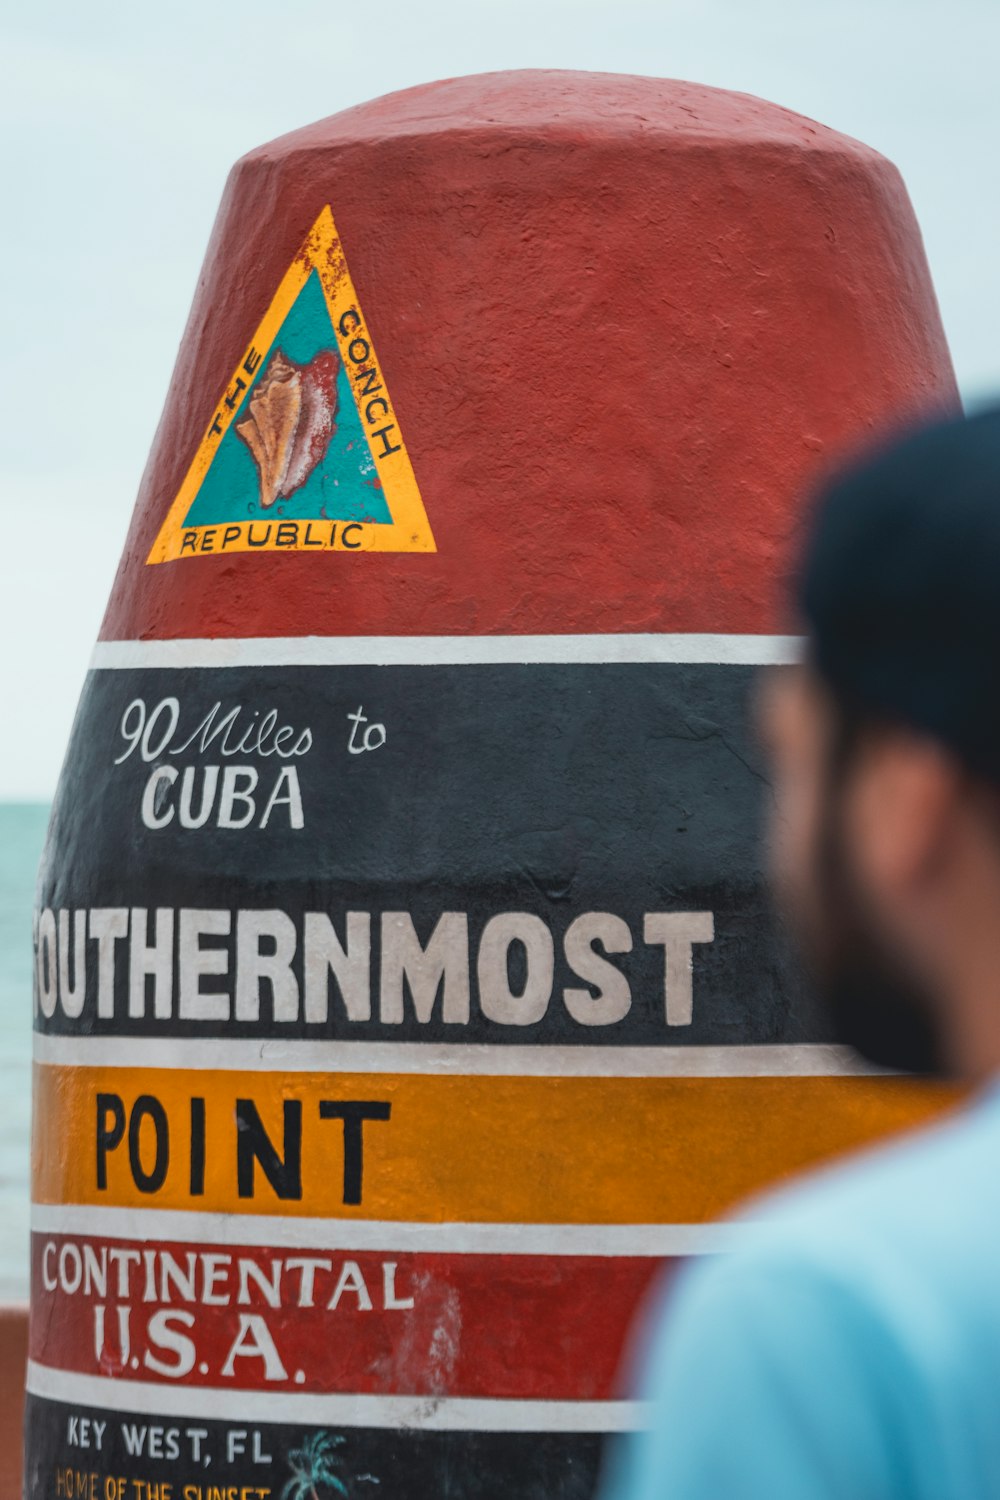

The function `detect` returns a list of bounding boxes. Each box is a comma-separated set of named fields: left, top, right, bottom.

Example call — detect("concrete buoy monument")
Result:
left=26, top=71, right=957, bottom=1500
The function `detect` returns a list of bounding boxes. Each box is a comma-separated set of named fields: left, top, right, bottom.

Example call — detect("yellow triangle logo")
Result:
left=147, top=206, right=435, bottom=563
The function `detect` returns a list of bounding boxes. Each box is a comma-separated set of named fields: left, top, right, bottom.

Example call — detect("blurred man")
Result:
left=607, top=407, right=1000, bottom=1498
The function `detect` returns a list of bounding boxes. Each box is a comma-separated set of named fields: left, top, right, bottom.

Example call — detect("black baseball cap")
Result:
left=799, top=405, right=1000, bottom=782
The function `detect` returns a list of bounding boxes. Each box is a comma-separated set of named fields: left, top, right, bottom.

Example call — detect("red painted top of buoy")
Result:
left=101, top=70, right=958, bottom=642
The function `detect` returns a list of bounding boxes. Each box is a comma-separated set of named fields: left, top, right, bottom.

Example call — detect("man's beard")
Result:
left=809, top=798, right=947, bottom=1077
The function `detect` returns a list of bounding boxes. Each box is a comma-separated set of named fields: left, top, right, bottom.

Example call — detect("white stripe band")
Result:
left=29, top=1204, right=739, bottom=1256
left=26, top=1363, right=649, bottom=1431
left=89, top=633, right=803, bottom=670
left=31, top=1036, right=881, bottom=1077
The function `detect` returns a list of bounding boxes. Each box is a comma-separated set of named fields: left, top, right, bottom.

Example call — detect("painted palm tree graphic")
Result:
left=282, top=1433, right=350, bottom=1500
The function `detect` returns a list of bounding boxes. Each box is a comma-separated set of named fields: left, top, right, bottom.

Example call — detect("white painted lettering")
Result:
left=141, top=765, right=178, bottom=829
left=217, top=766, right=258, bottom=829
left=379, top=912, right=470, bottom=1024
left=221, top=1313, right=288, bottom=1381
left=563, top=912, right=633, bottom=1025
left=236, top=910, right=299, bottom=1022
left=144, top=1309, right=197, bottom=1378
left=260, top=765, right=304, bottom=829
left=643, top=911, right=715, bottom=1025
left=178, top=909, right=231, bottom=1021
left=88, top=908, right=128, bottom=1019
left=128, top=908, right=175, bottom=1019
left=478, top=912, right=553, bottom=1025
left=303, top=912, right=371, bottom=1023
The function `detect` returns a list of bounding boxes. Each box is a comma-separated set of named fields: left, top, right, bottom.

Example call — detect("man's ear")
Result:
left=846, top=733, right=961, bottom=898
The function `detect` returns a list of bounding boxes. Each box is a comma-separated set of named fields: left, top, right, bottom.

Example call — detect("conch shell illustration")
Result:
left=236, top=347, right=341, bottom=508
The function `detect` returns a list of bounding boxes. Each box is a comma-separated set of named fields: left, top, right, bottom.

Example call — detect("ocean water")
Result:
left=0, top=802, right=48, bottom=1301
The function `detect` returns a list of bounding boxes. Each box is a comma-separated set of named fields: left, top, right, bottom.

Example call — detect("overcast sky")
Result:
left=3, top=0, right=999, bottom=799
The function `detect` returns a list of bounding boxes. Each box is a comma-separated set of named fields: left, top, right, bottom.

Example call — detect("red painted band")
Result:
left=30, top=1234, right=676, bottom=1400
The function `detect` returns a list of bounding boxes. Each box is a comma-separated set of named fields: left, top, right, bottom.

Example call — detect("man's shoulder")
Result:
left=627, top=1119, right=958, bottom=1500
left=620, top=1098, right=1000, bottom=1500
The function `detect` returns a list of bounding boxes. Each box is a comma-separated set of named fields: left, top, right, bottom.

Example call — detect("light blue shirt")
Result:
left=605, top=1085, right=1000, bottom=1499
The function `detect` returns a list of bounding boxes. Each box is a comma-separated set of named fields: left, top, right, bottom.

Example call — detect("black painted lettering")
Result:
left=243, top=347, right=262, bottom=376
left=200, top=530, right=217, bottom=553
left=96, top=1093, right=126, bottom=1190
left=180, top=533, right=198, bottom=555
left=190, top=1097, right=206, bottom=1196
left=128, top=1095, right=170, bottom=1194
left=364, top=396, right=390, bottom=423
left=347, top=337, right=371, bottom=365
left=341, top=523, right=363, bottom=549
left=224, top=377, right=246, bottom=411
left=236, top=1099, right=302, bottom=1199
left=338, top=308, right=361, bottom=337
left=371, top=425, right=402, bottom=458
left=275, top=523, right=298, bottom=548
left=318, top=1100, right=391, bottom=1205
left=354, top=366, right=382, bottom=400
left=221, top=525, right=241, bottom=550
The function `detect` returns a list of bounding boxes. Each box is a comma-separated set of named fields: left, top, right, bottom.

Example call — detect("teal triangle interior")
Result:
left=183, top=270, right=393, bottom=527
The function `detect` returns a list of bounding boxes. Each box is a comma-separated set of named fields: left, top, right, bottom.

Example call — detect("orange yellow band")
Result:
left=32, top=1063, right=954, bottom=1223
